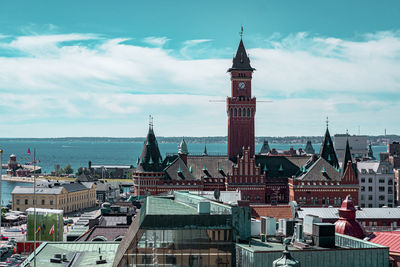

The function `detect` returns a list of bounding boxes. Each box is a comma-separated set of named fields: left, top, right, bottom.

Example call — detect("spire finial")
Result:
left=239, top=25, right=244, bottom=39
left=149, top=115, right=153, bottom=130
left=326, top=116, right=329, bottom=128
left=346, top=129, right=349, bottom=135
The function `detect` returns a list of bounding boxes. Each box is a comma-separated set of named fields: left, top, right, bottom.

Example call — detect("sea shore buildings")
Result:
left=11, top=181, right=96, bottom=213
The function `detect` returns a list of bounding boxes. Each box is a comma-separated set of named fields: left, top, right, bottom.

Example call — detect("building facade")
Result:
left=357, top=160, right=395, bottom=207
left=12, top=182, right=97, bottom=213
left=289, top=130, right=359, bottom=207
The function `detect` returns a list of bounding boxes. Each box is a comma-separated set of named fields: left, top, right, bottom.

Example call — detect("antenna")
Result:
left=239, top=25, right=244, bottom=39
left=358, top=125, right=360, bottom=135
left=326, top=116, right=329, bottom=128
left=149, top=115, right=153, bottom=129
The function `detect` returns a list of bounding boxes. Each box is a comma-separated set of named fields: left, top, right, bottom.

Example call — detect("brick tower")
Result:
left=227, top=36, right=256, bottom=161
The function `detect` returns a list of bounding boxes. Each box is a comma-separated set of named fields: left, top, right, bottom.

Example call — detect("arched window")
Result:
left=247, top=108, right=250, bottom=117
left=92, top=235, right=107, bottom=241
left=238, top=108, right=241, bottom=117
left=234, top=108, right=237, bottom=117
left=114, top=235, right=124, bottom=241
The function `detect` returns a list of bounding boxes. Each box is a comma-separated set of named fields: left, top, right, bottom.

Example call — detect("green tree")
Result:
left=76, top=167, right=90, bottom=176
left=63, top=164, right=74, bottom=175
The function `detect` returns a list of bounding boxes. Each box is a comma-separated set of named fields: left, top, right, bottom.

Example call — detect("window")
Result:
left=361, top=178, right=365, bottom=183
left=50, top=200, right=54, bottom=205
left=361, top=204, right=365, bottom=208
left=361, top=186, right=365, bottom=192
left=379, top=187, right=385, bottom=192
left=368, top=195, right=373, bottom=201
left=388, top=179, right=393, bottom=185
left=368, top=186, right=373, bottom=192
left=25, top=199, right=28, bottom=205
left=368, top=204, right=373, bottom=208
left=368, top=178, right=373, bottom=183
left=379, top=178, right=385, bottom=183
left=16, top=199, right=20, bottom=205
left=388, top=187, right=393, bottom=194
left=41, top=199, right=45, bottom=205
left=379, top=195, right=385, bottom=201
left=360, top=195, right=365, bottom=200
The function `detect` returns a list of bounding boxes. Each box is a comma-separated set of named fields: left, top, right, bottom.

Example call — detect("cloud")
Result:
left=0, top=31, right=399, bottom=137
left=142, top=36, right=170, bottom=47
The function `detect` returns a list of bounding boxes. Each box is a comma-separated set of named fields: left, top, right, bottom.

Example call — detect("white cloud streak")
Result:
left=0, top=32, right=399, bottom=137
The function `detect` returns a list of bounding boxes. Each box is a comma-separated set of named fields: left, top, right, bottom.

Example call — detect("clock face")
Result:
left=238, top=82, right=245, bottom=90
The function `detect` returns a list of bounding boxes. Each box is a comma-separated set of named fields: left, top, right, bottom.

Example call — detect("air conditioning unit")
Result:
left=261, top=216, right=276, bottom=236
left=281, top=219, right=295, bottom=236
left=303, top=215, right=322, bottom=236
left=312, top=223, right=335, bottom=248
left=295, top=223, right=303, bottom=242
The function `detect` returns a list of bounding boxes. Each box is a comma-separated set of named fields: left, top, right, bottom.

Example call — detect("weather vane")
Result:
left=239, top=25, right=244, bottom=39
left=149, top=115, right=153, bottom=129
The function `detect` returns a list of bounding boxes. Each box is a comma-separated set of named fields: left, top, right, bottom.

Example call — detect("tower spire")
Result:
left=342, top=139, right=352, bottom=175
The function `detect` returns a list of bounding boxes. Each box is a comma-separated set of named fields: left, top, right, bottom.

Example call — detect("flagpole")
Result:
left=33, top=148, right=37, bottom=267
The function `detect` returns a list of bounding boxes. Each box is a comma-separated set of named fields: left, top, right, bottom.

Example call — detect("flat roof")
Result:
left=21, top=242, right=119, bottom=267
left=146, top=196, right=198, bottom=215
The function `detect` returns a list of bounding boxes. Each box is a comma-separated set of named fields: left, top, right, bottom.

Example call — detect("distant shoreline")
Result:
left=0, top=135, right=397, bottom=145
left=1, top=175, right=35, bottom=184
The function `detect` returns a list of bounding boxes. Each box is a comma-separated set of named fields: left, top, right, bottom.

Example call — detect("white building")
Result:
left=357, top=160, right=395, bottom=208
left=334, top=134, right=368, bottom=165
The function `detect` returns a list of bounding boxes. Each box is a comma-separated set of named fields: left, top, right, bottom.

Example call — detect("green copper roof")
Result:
left=22, top=242, right=120, bottom=267
left=202, top=145, right=208, bottom=156
left=146, top=196, right=198, bottom=215
left=178, top=137, right=189, bottom=154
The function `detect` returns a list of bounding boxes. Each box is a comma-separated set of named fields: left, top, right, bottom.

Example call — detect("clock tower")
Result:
left=227, top=37, right=256, bottom=160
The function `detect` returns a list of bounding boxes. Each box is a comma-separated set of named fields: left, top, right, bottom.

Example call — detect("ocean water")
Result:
left=0, top=139, right=387, bottom=204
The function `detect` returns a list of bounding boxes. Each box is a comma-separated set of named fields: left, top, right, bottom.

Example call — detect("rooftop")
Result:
left=251, top=205, right=293, bottom=220
left=297, top=207, right=400, bottom=220
left=368, top=231, right=400, bottom=253
left=21, top=242, right=119, bottom=267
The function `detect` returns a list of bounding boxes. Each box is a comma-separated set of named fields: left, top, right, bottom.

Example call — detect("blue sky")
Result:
left=0, top=0, right=399, bottom=137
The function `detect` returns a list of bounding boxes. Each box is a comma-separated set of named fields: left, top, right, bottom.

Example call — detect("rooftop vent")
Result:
left=198, top=201, right=211, bottom=214
left=96, top=255, right=107, bottom=264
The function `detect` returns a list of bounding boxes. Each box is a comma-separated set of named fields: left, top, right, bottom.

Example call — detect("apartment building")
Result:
left=357, top=160, right=395, bottom=207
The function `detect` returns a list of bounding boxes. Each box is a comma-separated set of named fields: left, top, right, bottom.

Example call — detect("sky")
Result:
left=0, top=0, right=399, bottom=138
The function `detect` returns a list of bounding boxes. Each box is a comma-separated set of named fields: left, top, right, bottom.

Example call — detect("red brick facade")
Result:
left=226, top=148, right=265, bottom=203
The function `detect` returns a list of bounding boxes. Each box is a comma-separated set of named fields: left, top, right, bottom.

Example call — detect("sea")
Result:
left=0, top=139, right=388, bottom=204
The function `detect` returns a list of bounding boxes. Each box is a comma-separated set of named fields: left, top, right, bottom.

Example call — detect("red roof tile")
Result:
left=250, top=205, right=293, bottom=220
left=369, top=231, right=400, bottom=253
